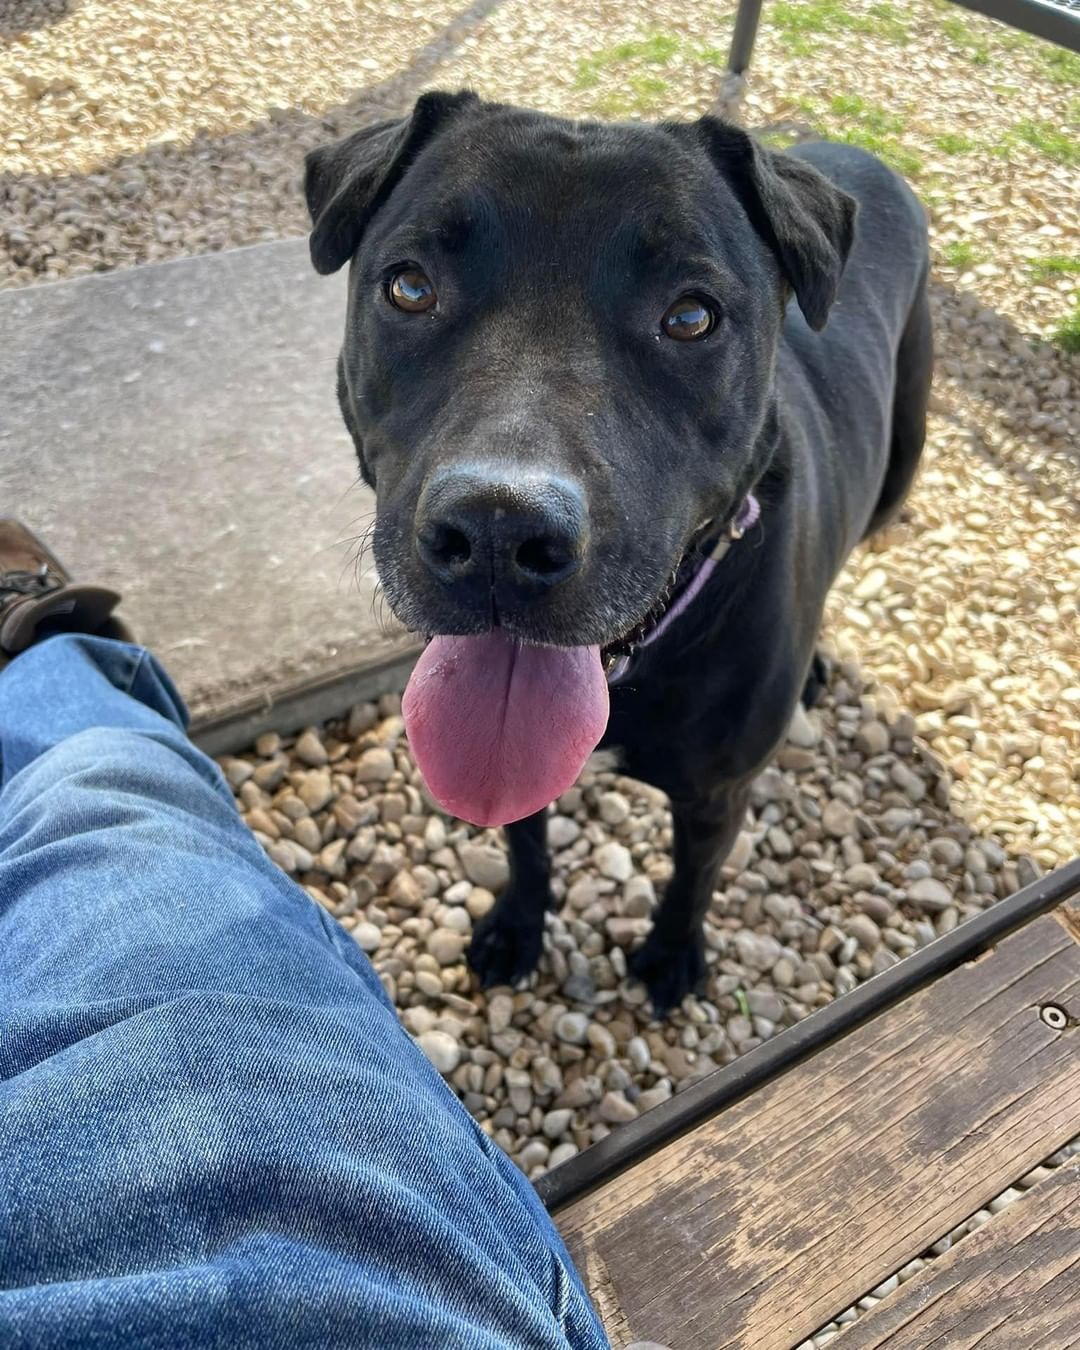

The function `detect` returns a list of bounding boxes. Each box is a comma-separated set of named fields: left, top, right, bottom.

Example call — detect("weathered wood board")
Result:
left=835, top=1159, right=1080, bottom=1348
left=556, top=908, right=1080, bottom=1349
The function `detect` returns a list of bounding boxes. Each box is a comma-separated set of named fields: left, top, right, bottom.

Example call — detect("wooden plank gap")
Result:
left=557, top=912, right=1080, bottom=1350
left=833, top=1160, right=1080, bottom=1349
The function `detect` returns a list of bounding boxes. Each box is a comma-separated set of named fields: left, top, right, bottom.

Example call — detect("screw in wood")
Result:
left=1040, top=1004, right=1068, bottom=1030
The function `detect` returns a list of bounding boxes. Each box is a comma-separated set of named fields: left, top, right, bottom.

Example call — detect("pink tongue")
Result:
left=402, top=631, right=610, bottom=827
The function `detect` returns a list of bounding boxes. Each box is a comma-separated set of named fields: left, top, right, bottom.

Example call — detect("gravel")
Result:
left=4, top=0, right=1077, bottom=1205
left=3, top=0, right=1075, bottom=867
left=215, top=674, right=1043, bottom=1180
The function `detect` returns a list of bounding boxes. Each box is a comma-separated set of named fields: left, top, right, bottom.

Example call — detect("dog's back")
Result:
left=774, top=141, right=931, bottom=586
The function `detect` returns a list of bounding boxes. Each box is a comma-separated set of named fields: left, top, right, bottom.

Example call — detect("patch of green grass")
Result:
left=860, top=3, right=909, bottom=43
left=996, top=29, right=1035, bottom=55
left=631, top=74, right=669, bottom=97
left=690, top=39, right=733, bottom=67
left=1043, top=47, right=1080, bottom=86
left=1029, top=256, right=1080, bottom=281
left=771, top=0, right=908, bottom=53
left=1013, top=120, right=1079, bottom=167
left=593, top=92, right=649, bottom=119
left=771, top=0, right=838, bottom=37
left=834, top=130, right=922, bottom=177
left=823, top=93, right=920, bottom=176
left=757, top=127, right=802, bottom=148
left=617, top=32, right=680, bottom=63
left=593, top=73, right=672, bottom=120
left=938, top=14, right=967, bottom=43
left=573, top=30, right=680, bottom=90
left=828, top=92, right=861, bottom=118
left=942, top=240, right=978, bottom=270
left=939, top=13, right=991, bottom=65
left=574, top=61, right=603, bottom=91
left=574, top=26, right=737, bottom=117
left=779, top=31, right=816, bottom=57
left=1052, top=301, right=1080, bottom=355
left=829, top=94, right=904, bottom=136
left=931, top=131, right=975, bottom=155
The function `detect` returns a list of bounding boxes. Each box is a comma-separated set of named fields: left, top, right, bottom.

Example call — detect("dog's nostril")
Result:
left=429, top=524, right=472, bottom=567
left=515, top=536, right=572, bottom=578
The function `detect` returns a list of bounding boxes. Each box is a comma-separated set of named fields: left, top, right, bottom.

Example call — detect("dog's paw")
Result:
left=468, top=908, right=544, bottom=989
left=629, top=931, right=707, bottom=1016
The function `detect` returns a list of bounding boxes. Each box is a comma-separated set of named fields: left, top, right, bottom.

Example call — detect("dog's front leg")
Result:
left=467, top=809, right=551, bottom=989
left=630, top=780, right=753, bottom=1014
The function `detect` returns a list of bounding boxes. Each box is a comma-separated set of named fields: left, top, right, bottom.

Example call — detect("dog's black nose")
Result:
left=416, top=465, right=586, bottom=603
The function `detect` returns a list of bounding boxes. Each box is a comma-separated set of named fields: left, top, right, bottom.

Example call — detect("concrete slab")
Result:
left=1, top=239, right=417, bottom=724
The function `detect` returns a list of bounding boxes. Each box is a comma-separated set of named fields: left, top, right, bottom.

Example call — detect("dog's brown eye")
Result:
left=661, top=295, right=715, bottom=341
left=389, top=268, right=437, bottom=313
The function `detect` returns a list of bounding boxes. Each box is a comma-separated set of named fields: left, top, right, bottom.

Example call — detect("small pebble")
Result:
left=555, top=1012, right=589, bottom=1045
left=294, top=729, right=328, bottom=767
left=417, top=1030, right=460, bottom=1075
left=908, top=877, right=954, bottom=912
left=427, top=929, right=467, bottom=966
left=595, top=842, right=633, bottom=882
left=823, top=799, right=857, bottom=838
left=459, top=841, right=511, bottom=890
left=297, top=770, right=333, bottom=811
left=355, top=747, right=395, bottom=783
left=597, top=1091, right=638, bottom=1124
left=354, top=922, right=382, bottom=953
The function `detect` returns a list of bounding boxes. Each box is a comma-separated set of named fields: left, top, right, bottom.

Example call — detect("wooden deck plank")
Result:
left=834, top=1159, right=1080, bottom=1348
left=556, top=908, right=1080, bottom=1350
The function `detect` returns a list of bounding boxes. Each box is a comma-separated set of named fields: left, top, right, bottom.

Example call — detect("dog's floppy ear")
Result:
left=692, top=119, right=857, bottom=331
left=304, top=90, right=478, bottom=275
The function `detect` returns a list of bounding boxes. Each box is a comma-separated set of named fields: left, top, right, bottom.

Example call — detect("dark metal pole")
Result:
left=727, top=0, right=766, bottom=74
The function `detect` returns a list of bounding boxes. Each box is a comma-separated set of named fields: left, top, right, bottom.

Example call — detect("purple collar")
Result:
left=607, top=493, right=760, bottom=686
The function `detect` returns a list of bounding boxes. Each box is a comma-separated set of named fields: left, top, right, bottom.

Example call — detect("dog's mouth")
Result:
left=600, top=562, right=684, bottom=672
left=400, top=529, right=712, bottom=829
left=400, top=502, right=755, bottom=830
left=600, top=512, right=730, bottom=672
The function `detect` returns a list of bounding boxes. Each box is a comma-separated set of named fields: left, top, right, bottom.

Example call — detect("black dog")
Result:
left=304, top=91, right=931, bottom=1014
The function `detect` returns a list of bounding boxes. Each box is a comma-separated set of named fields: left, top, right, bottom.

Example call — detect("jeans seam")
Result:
left=123, top=647, right=150, bottom=698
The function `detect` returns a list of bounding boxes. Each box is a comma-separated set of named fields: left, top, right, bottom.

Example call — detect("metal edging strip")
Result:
left=188, top=646, right=423, bottom=760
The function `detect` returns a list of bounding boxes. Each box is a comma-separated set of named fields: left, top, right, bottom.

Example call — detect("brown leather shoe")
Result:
left=0, top=518, right=135, bottom=666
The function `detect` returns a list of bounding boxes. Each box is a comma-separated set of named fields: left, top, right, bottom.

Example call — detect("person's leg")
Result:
left=0, top=633, right=608, bottom=1350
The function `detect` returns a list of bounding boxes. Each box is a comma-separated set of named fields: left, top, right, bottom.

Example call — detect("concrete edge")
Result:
left=190, top=644, right=423, bottom=758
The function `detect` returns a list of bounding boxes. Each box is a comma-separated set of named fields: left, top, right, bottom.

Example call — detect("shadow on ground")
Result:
left=0, top=0, right=79, bottom=40
left=1, top=0, right=503, bottom=283
left=925, top=281, right=1080, bottom=507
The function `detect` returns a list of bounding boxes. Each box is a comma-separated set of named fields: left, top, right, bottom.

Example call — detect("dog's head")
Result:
left=305, top=92, right=855, bottom=824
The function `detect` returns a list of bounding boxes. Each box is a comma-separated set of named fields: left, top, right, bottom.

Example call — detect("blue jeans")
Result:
left=0, top=635, right=608, bottom=1350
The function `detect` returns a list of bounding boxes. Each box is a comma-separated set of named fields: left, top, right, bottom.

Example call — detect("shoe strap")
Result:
left=0, top=565, right=65, bottom=612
